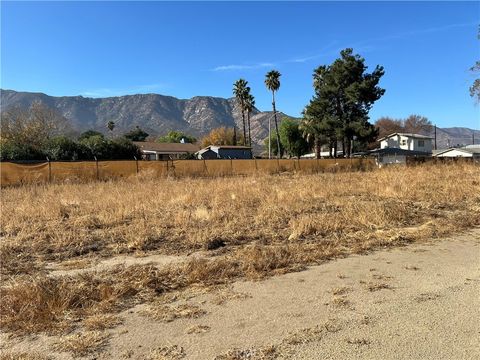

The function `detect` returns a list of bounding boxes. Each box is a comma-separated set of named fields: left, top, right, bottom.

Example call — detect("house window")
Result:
left=418, top=140, right=425, bottom=147
left=400, top=140, right=407, bottom=146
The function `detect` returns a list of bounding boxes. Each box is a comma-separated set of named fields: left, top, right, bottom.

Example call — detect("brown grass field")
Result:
left=0, top=162, right=479, bottom=359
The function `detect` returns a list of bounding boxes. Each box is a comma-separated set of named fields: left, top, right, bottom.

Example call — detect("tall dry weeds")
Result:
left=0, top=163, right=479, bottom=336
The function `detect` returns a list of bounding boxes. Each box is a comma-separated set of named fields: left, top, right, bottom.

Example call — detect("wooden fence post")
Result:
left=47, top=157, right=51, bottom=183
left=94, top=157, right=99, bottom=180
left=134, top=156, right=139, bottom=175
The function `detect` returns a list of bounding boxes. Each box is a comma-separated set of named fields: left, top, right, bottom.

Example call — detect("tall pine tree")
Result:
left=304, top=49, right=384, bottom=157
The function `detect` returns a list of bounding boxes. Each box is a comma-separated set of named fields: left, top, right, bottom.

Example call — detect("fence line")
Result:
left=0, top=158, right=376, bottom=186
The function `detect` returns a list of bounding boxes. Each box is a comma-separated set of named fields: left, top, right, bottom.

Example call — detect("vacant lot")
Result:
left=0, top=163, right=479, bottom=359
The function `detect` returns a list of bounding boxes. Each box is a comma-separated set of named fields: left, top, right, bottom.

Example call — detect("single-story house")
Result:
left=133, top=142, right=199, bottom=160
left=367, top=147, right=431, bottom=167
left=196, top=145, right=253, bottom=159
left=433, top=147, right=480, bottom=159
left=379, top=133, right=433, bottom=153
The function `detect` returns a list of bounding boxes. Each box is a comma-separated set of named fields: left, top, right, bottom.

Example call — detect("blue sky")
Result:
left=1, top=1, right=479, bottom=129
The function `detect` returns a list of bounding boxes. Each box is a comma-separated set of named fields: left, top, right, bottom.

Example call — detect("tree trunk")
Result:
left=315, top=137, right=321, bottom=159
left=272, top=91, right=281, bottom=159
left=241, top=109, right=246, bottom=146
left=247, top=110, right=252, bottom=147
left=333, top=140, right=337, bottom=158
left=346, top=136, right=352, bottom=158
left=233, top=126, right=237, bottom=146
left=342, top=138, right=346, bottom=158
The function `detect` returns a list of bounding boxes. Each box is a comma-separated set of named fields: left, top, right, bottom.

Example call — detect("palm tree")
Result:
left=233, top=79, right=248, bottom=146
left=244, top=91, right=255, bottom=147
left=265, top=70, right=281, bottom=158
left=106, top=121, right=115, bottom=137
left=300, top=115, right=321, bottom=159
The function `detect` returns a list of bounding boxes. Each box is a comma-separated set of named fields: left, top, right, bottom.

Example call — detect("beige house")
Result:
left=379, top=133, right=433, bottom=153
left=133, top=142, right=199, bottom=160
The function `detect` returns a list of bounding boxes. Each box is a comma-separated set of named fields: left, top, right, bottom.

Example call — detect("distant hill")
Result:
left=429, top=127, right=480, bottom=149
left=1, top=89, right=477, bottom=149
left=0, top=89, right=287, bottom=146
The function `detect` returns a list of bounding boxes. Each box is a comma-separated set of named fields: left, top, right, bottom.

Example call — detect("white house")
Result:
left=133, top=142, right=199, bottom=160
left=433, top=147, right=480, bottom=159
left=379, top=133, right=433, bottom=153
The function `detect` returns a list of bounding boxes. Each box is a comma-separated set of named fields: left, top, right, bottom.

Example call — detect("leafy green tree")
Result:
left=78, top=130, right=104, bottom=141
left=79, top=135, right=110, bottom=159
left=124, top=126, right=149, bottom=141
left=279, top=118, right=309, bottom=159
left=263, top=132, right=284, bottom=157
left=233, top=79, right=249, bottom=145
left=109, top=137, right=141, bottom=159
left=44, top=136, right=91, bottom=160
left=265, top=70, right=282, bottom=158
left=0, top=139, right=46, bottom=161
left=157, top=131, right=196, bottom=144
left=80, top=135, right=139, bottom=160
left=304, top=48, right=385, bottom=157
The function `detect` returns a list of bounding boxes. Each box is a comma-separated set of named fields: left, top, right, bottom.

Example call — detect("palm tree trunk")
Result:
left=272, top=91, right=281, bottom=159
left=233, top=126, right=237, bottom=146
left=241, top=109, right=246, bottom=146
left=247, top=110, right=252, bottom=147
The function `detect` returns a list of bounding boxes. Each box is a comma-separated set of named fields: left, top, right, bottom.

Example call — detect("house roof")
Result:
left=195, top=145, right=252, bottom=156
left=433, top=147, right=480, bottom=156
left=367, top=148, right=431, bottom=156
left=209, top=145, right=252, bottom=150
left=133, top=141, right=199, bottom=153
left=378, top=133, right=433, bottom=142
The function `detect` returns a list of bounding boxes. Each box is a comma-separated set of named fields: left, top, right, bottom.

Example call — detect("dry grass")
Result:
left=1, top=163, right=479, bottom=337
left=82, top=313, right=122, bottom=330
left=143, top=303, right=207, bottom=322
left=0, top=353, right=51, bottom=360
left=365, top=282, right=392, bottom=292
left=146, top=345, right=186, bottom=360
left=186, top=324, right=211, bottom=334
left=53, top=331, right=110, bottom=357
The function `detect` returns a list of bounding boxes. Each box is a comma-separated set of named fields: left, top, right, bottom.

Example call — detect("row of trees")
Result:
left=229, top=49, right=387, bottom=159
left=232, top=70, right=282, bottom=158
left=0, top=103, right=141, bottom=161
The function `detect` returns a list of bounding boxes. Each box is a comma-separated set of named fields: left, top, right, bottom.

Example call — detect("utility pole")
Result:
left=434, top=125, right=437, bottom=150
left=268, top=114, right=271, bottom=159
left=473, top=131, right=475, bottom=145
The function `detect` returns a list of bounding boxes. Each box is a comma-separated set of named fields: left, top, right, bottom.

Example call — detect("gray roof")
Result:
left=367, top=148, right=431, bottom=156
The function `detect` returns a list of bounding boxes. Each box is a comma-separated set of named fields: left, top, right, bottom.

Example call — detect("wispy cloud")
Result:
left=211, top=62, right=275, bottom=72
left=210, top=22, right=476, bottom=72
left=81, top=83, right=167, bottom=97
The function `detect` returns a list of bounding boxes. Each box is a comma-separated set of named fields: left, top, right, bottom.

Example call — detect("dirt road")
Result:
left=3, top=229, right=480, bottom=359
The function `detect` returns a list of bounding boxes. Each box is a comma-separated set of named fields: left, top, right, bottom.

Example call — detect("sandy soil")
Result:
left=2, top=229, right=479, bottom=359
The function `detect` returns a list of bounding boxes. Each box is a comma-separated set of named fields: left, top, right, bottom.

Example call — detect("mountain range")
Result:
left=0, top=89, right=285, bottom=146
left=1, top=89, right=478, bottom=149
